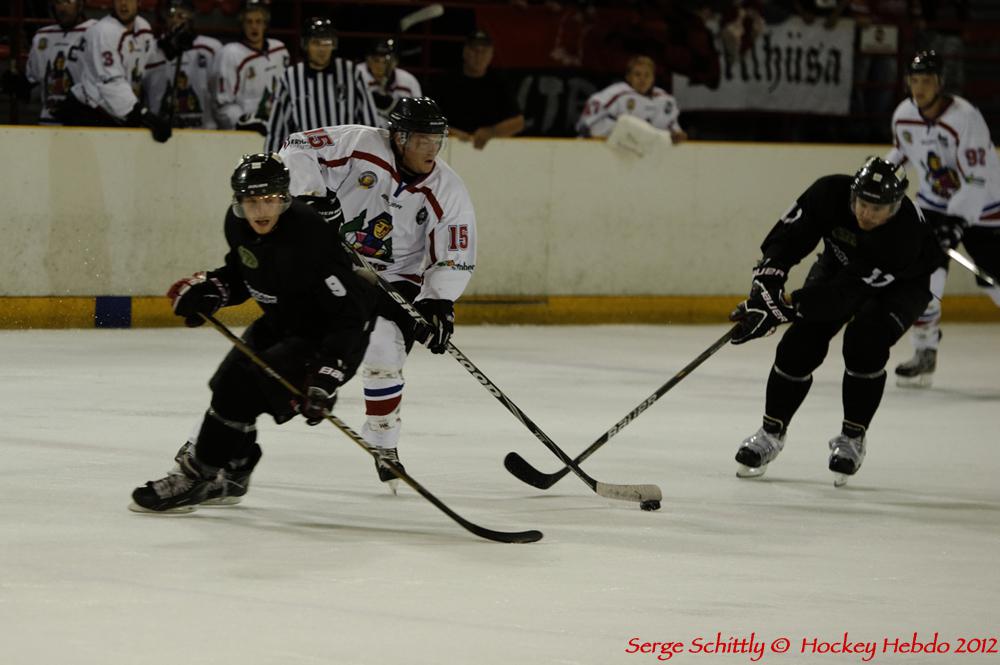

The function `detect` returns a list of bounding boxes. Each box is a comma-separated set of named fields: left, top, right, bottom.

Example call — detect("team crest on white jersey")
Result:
left=342, top=211, right=394, bottom=262
left=358, top=171, right=377, bottom=189
left=38, top=38, right=48, bottom=50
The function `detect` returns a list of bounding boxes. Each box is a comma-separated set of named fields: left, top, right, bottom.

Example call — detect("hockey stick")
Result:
left=399, top=3, right=444, bottom=33
left=947, top=248, right=999, bottom=288
left=505, top=324, right=739, bottom=490
left=341, top=244, right=662, bottom=507
left=164, top=47, right=185, bottom=128
left=199, top=313, right=542, bottom=544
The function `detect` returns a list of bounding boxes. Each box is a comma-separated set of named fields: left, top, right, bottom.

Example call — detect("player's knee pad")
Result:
left=363, top=317, right=408, bottom=368
left=843, top=319, right=895, bottom=374
left=774, top=324, right=831, bottom=377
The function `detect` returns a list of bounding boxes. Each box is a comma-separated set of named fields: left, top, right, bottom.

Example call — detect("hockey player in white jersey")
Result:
left=359, top=39, right=423, bottom=128
left=279, top=97, right=477, bottom=490
left=215, top=0, right=289, bottom=134
left=886, top=50, right=1000, bottom=387
left=576, top=55, right=687, bottom=143
left=55, top=0, right=170, bottom=142
left=7, top=0, right=95, bottom=124
left=143, top=0, right=221, bottom=129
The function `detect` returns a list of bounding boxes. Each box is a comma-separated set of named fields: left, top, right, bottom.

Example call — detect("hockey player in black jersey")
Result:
left=130, top=153, right=376, bottom=513
left=729, top=157, right=941, bottom=487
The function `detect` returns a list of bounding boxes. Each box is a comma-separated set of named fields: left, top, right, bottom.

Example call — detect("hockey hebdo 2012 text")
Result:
left=624, top=632, right=999, bottom=661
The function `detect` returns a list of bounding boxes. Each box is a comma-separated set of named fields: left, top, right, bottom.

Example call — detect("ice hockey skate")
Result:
left=129, top=454, right=220, bottom=514
left=374, top=447, right=405, bottom=494
left=173, top=442, right=261, bottom=506
left=895, top=348, right=936, bottom=388
left=735, top=427, right=786, bottom=479
left=828, top=433, right=866, bottom=487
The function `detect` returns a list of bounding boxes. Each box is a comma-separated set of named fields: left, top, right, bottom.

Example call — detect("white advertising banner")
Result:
left=672, top=17, right=856, bottom=115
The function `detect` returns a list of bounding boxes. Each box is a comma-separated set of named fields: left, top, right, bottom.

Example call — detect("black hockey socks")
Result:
left=842, top=368, right=887, bottom=433
left=193, top=408, right=259, bottom=470
left=764, top=364, right=813, bottom=434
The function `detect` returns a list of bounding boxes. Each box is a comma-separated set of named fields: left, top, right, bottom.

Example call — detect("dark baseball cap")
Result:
left=465, top=29, right=493, bottom=46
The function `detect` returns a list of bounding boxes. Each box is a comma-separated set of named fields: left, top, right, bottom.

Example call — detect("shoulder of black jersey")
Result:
left=283, top=199, right=328, bottom=230
left=804, top=173, right=851, bottom=199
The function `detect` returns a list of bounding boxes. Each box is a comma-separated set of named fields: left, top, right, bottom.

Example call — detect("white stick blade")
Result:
left=400, top=3, right=444, bottom=32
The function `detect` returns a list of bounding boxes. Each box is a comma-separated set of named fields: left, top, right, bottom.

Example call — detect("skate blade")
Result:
left=833, top=473, right=849, bottom=488
left=895, top=373, right=933, bottom=388
left=127, top=502, right=197, bottom=514
left=201, top=496, right=244, bottom=506
left=736, top=464, right=768, bottom=479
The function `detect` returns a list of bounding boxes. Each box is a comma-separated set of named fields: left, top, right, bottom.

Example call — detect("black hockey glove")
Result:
left=1, top=69, right=32, bottom=102
left=299, top=361, right=346, bottom=425
left=926, top=211, right=967, bottom=251
left=414, top=299, right=455, bottom=354
left=158, top=24, right=196, bottom=61
left=729, top=279, right=796, bottom=345
left=167, top=273, right=229, bottom=327
left=129, top=103, right=172, bottom=142
left=297, top=191, right=345, bottom=227
left=236, top=113, right=268, bottom=136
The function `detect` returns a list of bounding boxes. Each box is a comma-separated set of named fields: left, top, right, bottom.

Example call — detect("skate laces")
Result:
left=151, top=472, right=197, bottom=498
left=376, top=448, right=399, bottom=467
left=748, top=428, right=784, bottom=459
left=829, top=434, right=865, bottom=457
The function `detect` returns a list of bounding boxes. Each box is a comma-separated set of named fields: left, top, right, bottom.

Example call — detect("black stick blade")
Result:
left=504, top=452, right=563, bottom=489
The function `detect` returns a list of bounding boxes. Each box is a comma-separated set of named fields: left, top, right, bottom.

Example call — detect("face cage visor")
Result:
left=231, top=192, right=292, bottom=219
left=395, top=129, right=448, bottom=152
left=850, top=192, right=903, bottom=217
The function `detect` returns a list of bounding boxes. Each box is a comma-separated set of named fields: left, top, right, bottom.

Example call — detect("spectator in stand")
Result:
left=215, top=0, right=289, bottom=135
left=849, top=0, right=921, bottom=127
left=791, top=0, right=851, bottom=28
left=719, top=0, right=766, bottom=66
left=576, top=55, right=687, bottom=142
left=433, top=30, right=525, bottom=151
left=143, top=0, right=222, bottom=129
left=0, top=0, right=94, bottom=124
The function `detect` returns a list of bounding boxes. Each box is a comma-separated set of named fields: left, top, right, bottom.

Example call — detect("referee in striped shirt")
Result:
left=264, top=17, right=378, bottom=153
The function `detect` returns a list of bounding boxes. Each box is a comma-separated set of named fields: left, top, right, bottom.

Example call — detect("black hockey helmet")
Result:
left=167, top=1, right=195, bottom=28
left=369, top=39, right=396, bottom=56
left=851, top=157, right=908, bottom=206
left=230, top=153, right=291, bottom=217
left=387, top=97, right=448, bottom=135
left=302, top=16, right=337, bottom=50
left=907, top=50, right=943, bottom=77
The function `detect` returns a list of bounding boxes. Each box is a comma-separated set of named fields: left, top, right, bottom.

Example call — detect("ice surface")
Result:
left=1, top=324, right=998, bottom=664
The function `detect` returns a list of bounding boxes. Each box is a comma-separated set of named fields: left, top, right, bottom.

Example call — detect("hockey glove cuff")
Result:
left=414, top=299, right=455, bottom=354
left=236, top=114, right=268, bottom=136
left=158, top=24, right=196, bottom=61
left=129, top=103, right=172, bottom=142
left=729, top=280, right=796, bottom=345
left=299, top=361, right=346, bottom=425
left=297, top=191, right=345, bottom=227
left=168, top=272, right=229, bottom=327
